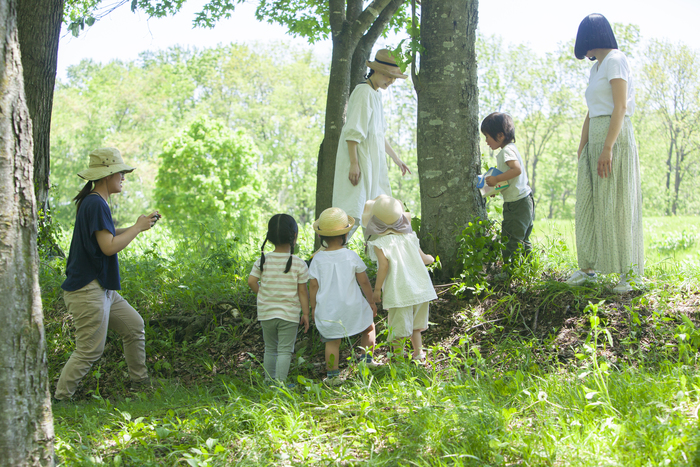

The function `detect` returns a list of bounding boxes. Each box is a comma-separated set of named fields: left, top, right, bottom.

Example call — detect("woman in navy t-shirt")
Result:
left=54, top=148, right=160, bottom=401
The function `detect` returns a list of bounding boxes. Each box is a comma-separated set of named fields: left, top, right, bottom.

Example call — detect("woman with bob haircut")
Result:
left=566, top=13, right=643, bottom=293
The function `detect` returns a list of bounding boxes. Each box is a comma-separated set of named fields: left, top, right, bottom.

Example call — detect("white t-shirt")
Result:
left=585, top=49, right=635, bottom=117
left=250, top=253, right=309, bottom=323
left=308, top=248, right=373, bottom=339
left=367, top=232, right=437, bottom=309
left=496, top=143, right=531, bottom=203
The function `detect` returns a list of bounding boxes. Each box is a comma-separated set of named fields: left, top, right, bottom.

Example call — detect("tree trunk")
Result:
left=314, top=32, right=354, bottom=224
left=314, top=0, right=404, bottom=225
left=416, top=0, right=483, bottom=280
left=0, top=0, right=54, bottom=465
left=16, top=0, right=63, bottom=228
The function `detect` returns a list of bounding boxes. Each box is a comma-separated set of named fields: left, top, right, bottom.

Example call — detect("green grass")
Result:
left=52, top=358, right=700, bottom=465
left=44, top=218, right=700, bottom=466
left=532, top=216, right=700, bottom=267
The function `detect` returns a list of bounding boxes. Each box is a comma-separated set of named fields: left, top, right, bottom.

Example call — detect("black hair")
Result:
left=480, top=112, right=516, bottom=147
left=574, top=13, right=618, bottom=60
left=73, top=180, right=95, bottom=211
left=319, top=234, right=347, bottom=249
left=259, top=214, right=298, bottom=274
left=364, top=69, right=375, bottom=80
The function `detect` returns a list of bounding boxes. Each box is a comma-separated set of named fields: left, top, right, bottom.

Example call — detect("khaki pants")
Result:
left=55, top=280, right=147, bottom=400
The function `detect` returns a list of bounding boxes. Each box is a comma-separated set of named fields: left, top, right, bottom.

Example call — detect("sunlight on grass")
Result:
left=45, top=217, right=700, bottom=466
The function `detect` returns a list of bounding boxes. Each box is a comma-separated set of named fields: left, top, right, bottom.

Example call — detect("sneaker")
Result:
left=130, top=377, right=164, bottom=392
left=612, top=278, right=633, bottom=294
left=322, top=375, right=344, bottom=387
left=360, top=354, right=382, bottom=368
left=412, top=352, right=427, bottom=364
left=566, top=270, right=597, bottom=286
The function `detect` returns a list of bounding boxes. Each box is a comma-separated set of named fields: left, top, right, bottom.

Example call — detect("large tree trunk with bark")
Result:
left=314, top=0, right=404, bottom=224
left=0, top=0, right=54, bottom=464
left=16, top=0, right=63, bottom=228
left=415, top=0, right=483, bottom=281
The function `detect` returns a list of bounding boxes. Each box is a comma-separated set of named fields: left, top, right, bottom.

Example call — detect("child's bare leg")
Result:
left=411, top=329, right=423, bottom=357
left=325, top=339, right=341, bottom=371
left=360, top=323, right=376, bottom=357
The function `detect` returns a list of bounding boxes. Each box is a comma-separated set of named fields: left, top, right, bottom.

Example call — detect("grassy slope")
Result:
left=47, top=217, right=700, bottom=466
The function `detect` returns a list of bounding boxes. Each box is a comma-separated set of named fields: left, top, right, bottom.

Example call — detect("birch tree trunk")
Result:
left=415, top=0, right=484, bottom=280
left=0, top=0, right=54, bottom=464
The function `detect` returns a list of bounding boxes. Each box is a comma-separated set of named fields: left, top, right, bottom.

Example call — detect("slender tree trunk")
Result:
left=0, top=0, right=54, bottom=465
left=315, top=32, right=354, bottom=222
left=16, top=0, right=64, bottom=231
left=416, top=0, right=483, bottom=280
left=665, top=134, right=674, bottom=215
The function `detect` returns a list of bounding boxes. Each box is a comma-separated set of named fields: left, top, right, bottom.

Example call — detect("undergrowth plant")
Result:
left=454, top=217, right=504, bottom=297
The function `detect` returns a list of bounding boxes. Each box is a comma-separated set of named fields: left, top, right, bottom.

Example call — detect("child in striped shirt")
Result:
left=248, top=214, right=310, bottom=385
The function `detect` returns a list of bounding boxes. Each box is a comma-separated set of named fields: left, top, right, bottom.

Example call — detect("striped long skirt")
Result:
left=575, top=115, right=644, bottom=276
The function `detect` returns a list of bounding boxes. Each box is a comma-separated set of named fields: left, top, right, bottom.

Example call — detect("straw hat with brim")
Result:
left=366, top=49, right=408, bottom=79
left=362, top=195, right=411, bottom=235
left=313, top=207, right=355, bottom=236
left=77, top=148, right=136, bottom=181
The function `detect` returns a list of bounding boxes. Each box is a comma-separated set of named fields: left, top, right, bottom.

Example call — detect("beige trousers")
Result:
left=55, top=280, right=147, bottom=400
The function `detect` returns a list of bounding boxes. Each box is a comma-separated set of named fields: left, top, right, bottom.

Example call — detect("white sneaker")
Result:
left=612, top=280, right=632, bottom=293
left=566, top=270, right=597, bottom=286
left=613, top=273, right=638, bottom=293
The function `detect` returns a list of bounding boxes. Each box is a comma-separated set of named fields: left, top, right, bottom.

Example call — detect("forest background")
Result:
left=49, top=27, right=700, bottom=242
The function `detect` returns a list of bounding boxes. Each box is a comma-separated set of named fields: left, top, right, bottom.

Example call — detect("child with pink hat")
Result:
left=308, top=207, right=378, bottom=385
left=363, top=195, right=437, bottom=361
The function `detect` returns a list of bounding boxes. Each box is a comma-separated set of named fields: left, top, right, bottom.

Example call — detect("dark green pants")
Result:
left=502, top=193, right=534, bottom=260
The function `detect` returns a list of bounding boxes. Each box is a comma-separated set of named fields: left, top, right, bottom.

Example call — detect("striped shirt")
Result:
left=250, top=253, right=309, bottom=323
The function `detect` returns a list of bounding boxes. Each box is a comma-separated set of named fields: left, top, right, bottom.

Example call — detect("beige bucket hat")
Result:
left=366, top=49, right=408, bottom=79
left=313, top=207, right=355, bottom=236
left=361, top=195, right=411, bottom=236
left=77, top=148, right=135, bottom=181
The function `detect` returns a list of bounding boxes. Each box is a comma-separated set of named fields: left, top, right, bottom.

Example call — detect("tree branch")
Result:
left=329, top=0, right=345, bottom=34
left=360, top=0, right=404, bottom=46
left=352, top=0, right=393, bottom=39
left=346, top=0, right=362, bottom=23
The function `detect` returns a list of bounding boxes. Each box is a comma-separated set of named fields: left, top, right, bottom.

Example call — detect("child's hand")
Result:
left=372, top=289, right=381, bottom=304
left=485, top=175, right=497, bottom=187
left=300, top=314, right=310, bottom=333
left=370, top=302, right=377, bottom=317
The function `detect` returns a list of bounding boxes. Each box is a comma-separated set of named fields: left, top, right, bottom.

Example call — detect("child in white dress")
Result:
left=248, top=214, right=310, bottom=385
left=308, top=207, right=378, bottom=385
left=363, top=195, right=437, bottom=360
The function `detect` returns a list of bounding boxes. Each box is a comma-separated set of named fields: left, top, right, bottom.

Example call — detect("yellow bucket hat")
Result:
left=313, top=207, right=355, bottom=236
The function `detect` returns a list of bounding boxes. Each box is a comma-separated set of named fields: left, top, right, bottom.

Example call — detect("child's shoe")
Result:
left=323, top=370, right=344, bottom=386
left=360, top=353, right=382, bottom=368
left=412, top=352, right=427, bottom=364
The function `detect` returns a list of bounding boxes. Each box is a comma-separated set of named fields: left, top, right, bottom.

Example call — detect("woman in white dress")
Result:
left=566, top=14, right=644, bottom=293
left=332, top=49, right=411, bottom=239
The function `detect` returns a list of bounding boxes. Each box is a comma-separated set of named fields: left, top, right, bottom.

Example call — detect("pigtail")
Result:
left=284, top=236, right=295, bottom=273
left=259, top=239, right=268, bottom=273
left=263, top=213, right=299, bottom=274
